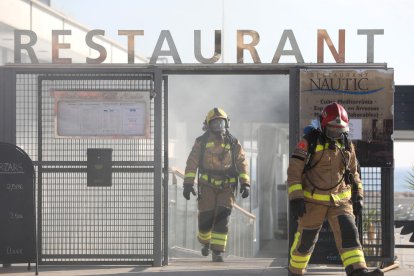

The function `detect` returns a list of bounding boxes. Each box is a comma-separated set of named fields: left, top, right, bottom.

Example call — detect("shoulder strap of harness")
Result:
left=196, top=131, right=211, bottom=173
left=225, top=131, right=239, bottom=176
left=342, top=132, right=352, bottom=152
left=303, top=128, right=324, bottom=172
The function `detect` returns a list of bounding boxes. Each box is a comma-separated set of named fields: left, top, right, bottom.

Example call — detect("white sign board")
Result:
left=53, top=91, right=150, bottom=138
left=348, top=119, right=362, bottom=140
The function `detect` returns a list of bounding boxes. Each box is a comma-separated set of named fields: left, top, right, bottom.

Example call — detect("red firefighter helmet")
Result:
left=320, top=102, right=349, bottom=139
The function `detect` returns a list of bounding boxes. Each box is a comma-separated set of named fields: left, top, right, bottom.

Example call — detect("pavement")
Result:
left=1, top=257, right=412, bottom=276
left=2, top=239, right=413, bottom=275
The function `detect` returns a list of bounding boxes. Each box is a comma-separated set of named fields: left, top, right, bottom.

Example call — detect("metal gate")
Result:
left=0, top=66, right=167, bottom=265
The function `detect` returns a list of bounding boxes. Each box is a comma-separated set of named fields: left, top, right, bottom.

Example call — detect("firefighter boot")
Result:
left=201, top=243, right=210, bottom=256
left=288, top=271, right=301, bottom=276
left=349, top=268, right=384, bottom=276
left=212, top=250, right=224, bottom=262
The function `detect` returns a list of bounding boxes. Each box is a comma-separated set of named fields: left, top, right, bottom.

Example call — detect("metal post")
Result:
left=162, top=76, right=169, bottom=265
left=288, top=68, right=301, bottom=261
left=153, top=69, right=163, bottom=267
left=382, top=167, right=395, bottom=263
left=0, top=68, right=16, bottom=143
left=37, top=76, right=44, bottom=263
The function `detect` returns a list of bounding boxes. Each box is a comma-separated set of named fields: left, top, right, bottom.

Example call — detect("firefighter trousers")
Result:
left=197, top=183, right=234, bottom=252
left=289, top=201, right=367, bottom=275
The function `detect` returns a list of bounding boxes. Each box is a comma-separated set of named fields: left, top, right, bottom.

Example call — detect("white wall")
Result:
left=0, top=0, right=148, bottom=64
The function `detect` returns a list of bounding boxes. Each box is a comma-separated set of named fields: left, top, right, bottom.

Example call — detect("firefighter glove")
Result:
left=240, top=183, right=250, bottom=198
left=290, top=198, right=306, bottom=218
left=183, top=183, right=196, bottom=200
left=353, top=196, right=363, bottom=217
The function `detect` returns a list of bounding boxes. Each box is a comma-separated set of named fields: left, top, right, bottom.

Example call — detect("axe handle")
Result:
left=381, top=262, right=400, bottom=272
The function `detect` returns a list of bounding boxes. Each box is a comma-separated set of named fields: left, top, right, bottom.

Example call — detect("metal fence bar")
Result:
left=360, top=167, right=394, bottom=263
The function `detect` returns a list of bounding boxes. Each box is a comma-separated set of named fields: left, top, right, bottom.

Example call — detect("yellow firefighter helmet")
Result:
left=203, top=108, right=230, bottom=132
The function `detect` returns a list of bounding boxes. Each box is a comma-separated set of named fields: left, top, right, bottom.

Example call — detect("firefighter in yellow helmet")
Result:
left=287, top=103, right=383, bottom=276
left=183, top=108, right=250, bottom=262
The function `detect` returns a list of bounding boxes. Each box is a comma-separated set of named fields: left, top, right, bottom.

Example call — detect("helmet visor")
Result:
left=209, top=118, right=226, bottom=134
left=325, top=125, right=349, bottom=140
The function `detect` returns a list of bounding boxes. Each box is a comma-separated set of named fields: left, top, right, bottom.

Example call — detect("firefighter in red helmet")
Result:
left=183, top=107, right=250, bottom=262
left=287, top=102, right=383, bottom=276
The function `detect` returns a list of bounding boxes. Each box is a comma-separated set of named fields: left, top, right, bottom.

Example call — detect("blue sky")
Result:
left=50, top=0, right=414, bottom=191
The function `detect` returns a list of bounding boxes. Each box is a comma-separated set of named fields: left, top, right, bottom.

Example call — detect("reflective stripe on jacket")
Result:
left=184, top=132, right=250, bottom=186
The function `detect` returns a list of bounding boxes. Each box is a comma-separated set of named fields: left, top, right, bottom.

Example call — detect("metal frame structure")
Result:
left=0, top=63, right=393, bottom=266
left=1, top=66, right=166, bottom=266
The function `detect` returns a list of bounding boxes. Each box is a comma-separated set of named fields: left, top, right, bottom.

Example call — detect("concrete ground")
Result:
left=0, top=258, right=412, bottom=276
left=2, top=238, right=413, bottom=275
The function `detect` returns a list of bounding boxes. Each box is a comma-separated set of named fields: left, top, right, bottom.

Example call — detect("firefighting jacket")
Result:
left=287, top=137, right=363, bottom=206
left=184, top=132, right=250, bottom=188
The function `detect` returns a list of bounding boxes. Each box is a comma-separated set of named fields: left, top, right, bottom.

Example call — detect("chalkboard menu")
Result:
left=0, top=142, right=36, bottom=265
left=309, top=220, right=341, bottom=264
